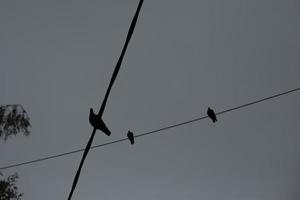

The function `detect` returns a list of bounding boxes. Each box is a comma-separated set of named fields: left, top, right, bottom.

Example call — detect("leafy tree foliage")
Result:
left=0, top=104, right=29, bottom=199
left=0, top=105, right=30, bottom=141
left=0, top=173, right=23, bottom=200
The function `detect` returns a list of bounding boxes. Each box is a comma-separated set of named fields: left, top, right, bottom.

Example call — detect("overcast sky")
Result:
left=1, top=0, right=300, bottom=199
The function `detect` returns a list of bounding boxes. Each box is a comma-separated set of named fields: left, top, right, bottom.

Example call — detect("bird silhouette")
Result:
left=127, top=131, right=134, bottom=145
left=207, top=107, right=217, bottom=123
left=89, top=108, right=111, bottom=136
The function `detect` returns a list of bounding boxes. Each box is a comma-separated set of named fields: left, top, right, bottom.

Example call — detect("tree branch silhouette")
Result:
left=67, top=1, right=144, bottom=199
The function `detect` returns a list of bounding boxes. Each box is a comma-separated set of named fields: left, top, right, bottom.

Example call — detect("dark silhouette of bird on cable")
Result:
left=207, top=107, right=217, bottom=123
left=127, top=131, right=135, bottom=145
left=89, top=108, right=111, bottom=136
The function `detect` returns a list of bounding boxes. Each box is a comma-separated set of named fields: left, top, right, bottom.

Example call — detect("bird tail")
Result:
left=100, top=119, right=111, bottom=136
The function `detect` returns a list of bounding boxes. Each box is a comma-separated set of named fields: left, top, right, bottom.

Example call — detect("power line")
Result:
left=67, top=1, right=145, bottom=199
left=0, top=87, right=299, bottom=170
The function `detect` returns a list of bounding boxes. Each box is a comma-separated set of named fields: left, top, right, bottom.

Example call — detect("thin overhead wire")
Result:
left=1, top=86, right=299, bottom=170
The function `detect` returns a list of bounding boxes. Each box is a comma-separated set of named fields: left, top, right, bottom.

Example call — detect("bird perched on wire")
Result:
left=89, top=108, right=111, bottom=136
left=207, top=107, right=217, bottom=123
left=127, top=131, right=134, bottom=145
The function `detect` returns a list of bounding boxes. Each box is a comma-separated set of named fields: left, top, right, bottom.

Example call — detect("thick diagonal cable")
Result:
left=67, top=0, right=144, bottom=200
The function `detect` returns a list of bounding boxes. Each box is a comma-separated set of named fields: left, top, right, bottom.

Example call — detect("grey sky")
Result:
left=1, top=0, right=300, bottom=199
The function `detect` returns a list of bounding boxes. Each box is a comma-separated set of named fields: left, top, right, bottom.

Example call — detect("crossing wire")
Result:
left=1, top=86, right=299, bottom=171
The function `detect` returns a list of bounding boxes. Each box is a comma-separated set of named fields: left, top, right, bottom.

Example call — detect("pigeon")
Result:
left=89, top=108, right=111, bottom=136
left=127, top=131, right=134, bottom=145
left=207, top=107, right=217, bottom=123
